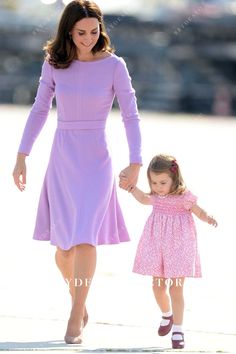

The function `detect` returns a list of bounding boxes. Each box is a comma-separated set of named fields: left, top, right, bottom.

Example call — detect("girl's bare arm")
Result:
left=130, top=186, right=152, bottom=205
left=191, top=204, right=218, bottom=227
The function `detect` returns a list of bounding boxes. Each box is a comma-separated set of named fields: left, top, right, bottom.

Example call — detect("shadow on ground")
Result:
left=0, top=341, right=169, bottom=352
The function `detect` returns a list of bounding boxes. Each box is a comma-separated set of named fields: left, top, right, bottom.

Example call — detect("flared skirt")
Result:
left=33, top=128, right=130, bottom=250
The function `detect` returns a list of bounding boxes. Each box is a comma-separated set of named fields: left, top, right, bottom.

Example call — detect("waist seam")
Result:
left=57, top=120, right=106, bottom=130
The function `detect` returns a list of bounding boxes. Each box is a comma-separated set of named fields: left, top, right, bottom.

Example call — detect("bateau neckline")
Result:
left=73, top=53, right=114, bottom=63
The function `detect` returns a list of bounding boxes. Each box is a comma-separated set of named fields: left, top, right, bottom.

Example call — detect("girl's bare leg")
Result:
left=169, top=277, right=185, bottom=325
left=152, top=277, right=171, bottom=312
left=55, top=246, right=89, bottom=326
left=65, top=244, right=97, bottom=338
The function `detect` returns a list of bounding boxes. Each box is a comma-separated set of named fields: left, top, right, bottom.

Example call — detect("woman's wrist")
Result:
left=17, top=152, right=27, bottom=160
left=129, top=163, right=142, bottom=168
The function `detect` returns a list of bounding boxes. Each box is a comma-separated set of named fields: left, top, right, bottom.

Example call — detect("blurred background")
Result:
left=0, top=0, right=236, bottom=115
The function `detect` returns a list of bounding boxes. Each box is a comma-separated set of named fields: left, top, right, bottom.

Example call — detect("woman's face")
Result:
left=71, top=18, right=100, bottom=56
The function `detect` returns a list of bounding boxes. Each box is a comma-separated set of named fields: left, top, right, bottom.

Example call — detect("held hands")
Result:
left=12, top=153, right=27, bottom=192
left=119, top=164, right=141, bottom=192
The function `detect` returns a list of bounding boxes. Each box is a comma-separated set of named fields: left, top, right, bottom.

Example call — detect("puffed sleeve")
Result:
left=18, top=60, right=55, bottom=155
left=183, top=191, right=197, bottom=210
left=113, top=58, right=142, bottom=164
left=150, top=194, right=157, bottom=206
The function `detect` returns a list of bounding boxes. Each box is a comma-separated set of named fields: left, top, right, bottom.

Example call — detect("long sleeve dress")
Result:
left=18, top=54, right=141, bottom=250
left=18, top=54, right=142, bottom=250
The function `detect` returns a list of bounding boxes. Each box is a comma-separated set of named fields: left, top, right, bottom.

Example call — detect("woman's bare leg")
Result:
left=55, top=246, right=88, bottom=326
left=65, top=244, right=97, bottom=338
left=55, top=246, right=76, bottom=298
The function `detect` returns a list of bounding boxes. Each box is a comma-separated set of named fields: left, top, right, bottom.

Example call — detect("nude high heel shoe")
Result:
left=64, top=313, right=88, bottom=344
left=64, top=334, right=82, bottom=344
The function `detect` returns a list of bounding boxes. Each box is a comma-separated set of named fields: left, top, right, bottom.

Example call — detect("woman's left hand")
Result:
left=119, top=164, right=141, bottom=192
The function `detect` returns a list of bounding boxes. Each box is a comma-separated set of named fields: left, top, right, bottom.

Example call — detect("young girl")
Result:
left=127, top=154, right=217, bottom=349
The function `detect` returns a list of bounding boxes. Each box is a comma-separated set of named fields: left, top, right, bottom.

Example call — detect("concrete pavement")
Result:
left=0, top=105, right=235, bottom=352
left=1, top=272, right=236, bottom=352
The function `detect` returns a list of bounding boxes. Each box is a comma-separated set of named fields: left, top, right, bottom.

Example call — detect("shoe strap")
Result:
left=172, top=331, right=184, bottom=337
left=162, top=315, right=173, bottom=319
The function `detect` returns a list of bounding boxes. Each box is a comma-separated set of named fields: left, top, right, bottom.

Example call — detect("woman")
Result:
left=12, top=0, right=142, bottom=344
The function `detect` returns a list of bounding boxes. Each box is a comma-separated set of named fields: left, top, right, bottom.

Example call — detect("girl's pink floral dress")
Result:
left=133, top=191, right=202, bottom=278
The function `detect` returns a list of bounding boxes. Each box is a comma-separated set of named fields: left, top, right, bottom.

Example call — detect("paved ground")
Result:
left=0, top=105, right=235, bottom=353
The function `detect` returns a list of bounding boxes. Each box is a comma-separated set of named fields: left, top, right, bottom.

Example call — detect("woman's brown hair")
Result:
left=44, top=0, right=114, bottom=69
left=147, top=154, right=186, bottom=195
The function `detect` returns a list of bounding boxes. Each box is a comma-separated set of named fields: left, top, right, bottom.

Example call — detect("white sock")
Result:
left=172, top=325, right=184, bottom=340
left=160, top=310, right=172, bottom=326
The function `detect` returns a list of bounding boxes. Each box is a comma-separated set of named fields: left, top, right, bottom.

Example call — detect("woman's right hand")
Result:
left=119, top=164, right=141, bottom=192
left=13, top=153, right=27, bottom=191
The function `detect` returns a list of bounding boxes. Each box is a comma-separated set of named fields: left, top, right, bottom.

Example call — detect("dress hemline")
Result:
left=132, top=270, right=202, bottom=278
left=33, top=238, right=130, bottom=250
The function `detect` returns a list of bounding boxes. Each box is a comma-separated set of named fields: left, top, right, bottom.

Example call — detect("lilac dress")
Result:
left=18, top=54, right=142, bottom=250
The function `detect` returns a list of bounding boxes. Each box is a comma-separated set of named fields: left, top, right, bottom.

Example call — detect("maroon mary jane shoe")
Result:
left=172, top=332, right=185, bottom=349
left=158, top=314, right=173, bottom=336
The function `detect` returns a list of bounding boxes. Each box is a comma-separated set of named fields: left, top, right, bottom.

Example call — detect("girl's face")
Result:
left=149, top=171, right=173, bottom=196
left=71, top=18, right=100, bottom=56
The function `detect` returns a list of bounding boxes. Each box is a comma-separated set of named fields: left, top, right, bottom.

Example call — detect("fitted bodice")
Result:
left=18, top=54, right=142, bottom=164
left=151, top=191, right=197, bottom=215
left=54, top=57, right=116, bottom=122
